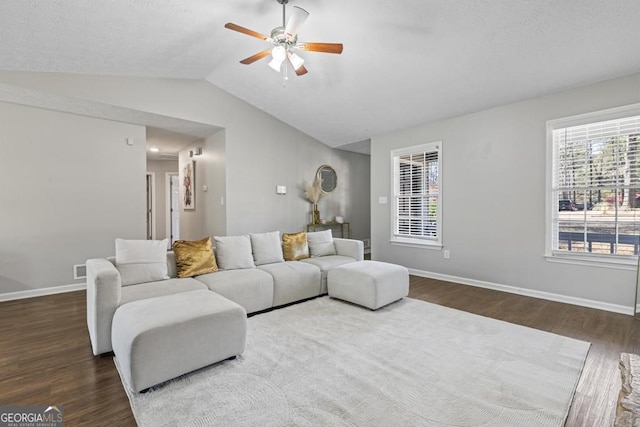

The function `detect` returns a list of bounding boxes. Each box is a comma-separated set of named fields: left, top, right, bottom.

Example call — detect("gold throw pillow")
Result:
left=282, top=232, right=310, bottom=261
left=172, top=236, right=218, bottom=278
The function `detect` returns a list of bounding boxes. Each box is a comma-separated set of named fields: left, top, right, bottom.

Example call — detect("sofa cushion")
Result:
left=306, top=230, right=337, bottom=257
left=115, top=238, right=169, bottom=286
left=282, top=231, right=310, bottom=261
left=195, top=269, right=274, bottom=314
left=250, top=231, right=285, bottom=266
left=257, top=261, right=321, bottom=307
left=214, top=235, right=255, bottom=270
left=173, top=237, right=218, bottom=278
left=120, top=278, right=207, bottom=305
left=300, top=255, right=357, bottom=294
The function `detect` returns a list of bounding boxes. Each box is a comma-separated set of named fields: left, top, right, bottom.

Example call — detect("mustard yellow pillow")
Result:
left=172, top=237, right=218, bottom=278
left=282, top=232, right=310, bottom=261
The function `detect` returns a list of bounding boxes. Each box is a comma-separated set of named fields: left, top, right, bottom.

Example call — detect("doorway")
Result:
left=167, top=173, right=180, bottom=245
left=146, top=172, right=156, bottom=240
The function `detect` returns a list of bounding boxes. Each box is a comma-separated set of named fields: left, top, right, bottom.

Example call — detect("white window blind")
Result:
left=551, top=113, right=640, bottom=257
left=392, top=142, right=441, bottom=246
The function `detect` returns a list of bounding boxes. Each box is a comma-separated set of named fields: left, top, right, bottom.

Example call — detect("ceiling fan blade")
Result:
left=298, top=42, right=344, bottom=54
left=224, top=23, right=268, bottom=41
left=240, top=49, right=272, bottom=65
left=294, top=64, right=308, bottom=76
left=285, top=6, right=309, bottom=38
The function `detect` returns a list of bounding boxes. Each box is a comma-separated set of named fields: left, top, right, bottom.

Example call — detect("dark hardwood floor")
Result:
left=1, top=276, right=638, bottom=426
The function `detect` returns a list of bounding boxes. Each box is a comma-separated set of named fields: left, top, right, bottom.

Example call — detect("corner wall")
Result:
left=0, top=72, right=371, bottom=298
left=0, top=102, right=146, bottom=297
left=371, top=73, right=640, bottom=310
left=0, top=73, right=371, bottom=239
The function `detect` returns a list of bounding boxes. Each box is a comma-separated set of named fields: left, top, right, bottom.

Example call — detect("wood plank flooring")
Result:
left=1, top=276, right=638, bottom=426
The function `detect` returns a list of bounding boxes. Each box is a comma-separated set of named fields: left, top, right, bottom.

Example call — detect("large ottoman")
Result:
left=327, top=260, right=409, bottom=310
left=112, top=289, right=247, bottom=392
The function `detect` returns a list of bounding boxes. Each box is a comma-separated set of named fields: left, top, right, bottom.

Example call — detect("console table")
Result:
left=306, top=222, right=351, bottom=238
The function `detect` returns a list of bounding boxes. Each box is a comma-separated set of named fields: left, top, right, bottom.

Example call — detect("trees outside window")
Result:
left=550, top=110, right=640, bottom=258
left=391, top=142, right=442, bottom=248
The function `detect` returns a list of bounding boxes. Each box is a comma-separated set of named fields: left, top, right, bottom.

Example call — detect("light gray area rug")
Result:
left=117, top=296, right=590, bottom=427
left=615, top=353, right=640, bottom=427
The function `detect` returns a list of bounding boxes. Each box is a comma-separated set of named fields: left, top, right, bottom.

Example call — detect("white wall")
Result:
left=0, top=72, right=371, bottom=242
left=0, top=72, right=372, bottom=298
left=202, top=130, right=227, bottom=238
left=0, top=102, right=146, bottom=295
left=146, top=159, right=178, bottom=240
left=371, top=73, right=640, bottom=311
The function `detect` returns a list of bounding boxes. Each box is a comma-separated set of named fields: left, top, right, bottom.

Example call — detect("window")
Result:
left=391, top=142, right=442, bottom=247
left=548, top=104, right=640, bottom=263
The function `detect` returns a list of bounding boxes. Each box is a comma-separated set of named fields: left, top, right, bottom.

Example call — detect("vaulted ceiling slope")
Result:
left=1, top=0, right=639, bottom=149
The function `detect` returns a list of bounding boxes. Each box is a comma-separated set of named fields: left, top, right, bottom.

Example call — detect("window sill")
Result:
left=545, top=252, right=637, bottom=271
left=390, top=238, right=442, bottom=250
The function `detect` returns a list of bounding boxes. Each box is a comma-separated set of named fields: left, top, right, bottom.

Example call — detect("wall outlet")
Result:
left=443, top=250, right=450, bottom=259
left=363, top=238, right=370, bottom=248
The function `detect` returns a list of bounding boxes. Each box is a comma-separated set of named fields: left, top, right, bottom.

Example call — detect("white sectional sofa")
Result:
left=86, top=232, right=364, bottom=356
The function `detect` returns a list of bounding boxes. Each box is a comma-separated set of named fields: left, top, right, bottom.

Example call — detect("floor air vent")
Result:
left=74, top=264, right=87, bottom=280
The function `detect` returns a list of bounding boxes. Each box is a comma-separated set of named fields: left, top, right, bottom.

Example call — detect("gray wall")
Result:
left=371, top=73, right=640, bottom=310
left=0, top=72, right=371, bottom=297
left=146, top=159, right=178, bottom=240
left=0, top=102, right=146, bottom=295
left=178, top=124, right=371, bottom=240
left=202, top=130, right=227, bottom=238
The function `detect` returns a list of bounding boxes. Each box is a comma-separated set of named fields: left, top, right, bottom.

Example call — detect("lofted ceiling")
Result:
left=0, top=0, right=639, bottom=153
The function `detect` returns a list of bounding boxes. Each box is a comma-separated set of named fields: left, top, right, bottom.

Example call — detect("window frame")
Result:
left=390, top=141, right=443, bottom=249
left=545, top=103, right=640, bottom=269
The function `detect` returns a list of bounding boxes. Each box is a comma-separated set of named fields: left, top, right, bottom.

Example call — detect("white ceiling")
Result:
left=146, top=127, right=204, bottom=161
left=1, top=0, right=639, bottom=152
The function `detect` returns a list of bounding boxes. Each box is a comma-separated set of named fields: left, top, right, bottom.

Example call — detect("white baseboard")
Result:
left=0, top=283, right=86, bottom=303
left=408, top=268, right=634, bottom=316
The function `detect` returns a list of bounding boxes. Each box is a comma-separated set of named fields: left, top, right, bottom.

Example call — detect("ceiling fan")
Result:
left=224, top=0, right=343, bottom=77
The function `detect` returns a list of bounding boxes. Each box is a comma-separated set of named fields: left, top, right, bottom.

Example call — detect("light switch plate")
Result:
left=378, top=196, right=388, bottom=204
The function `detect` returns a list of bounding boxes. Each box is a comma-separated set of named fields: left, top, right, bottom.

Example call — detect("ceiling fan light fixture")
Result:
left=288, top=52, right=304, bottom=70
left=268, top=45, right=287, bottom=71
left=224, top=0, right=344, bottom=78
left=268, top=57, right=283, bottom=72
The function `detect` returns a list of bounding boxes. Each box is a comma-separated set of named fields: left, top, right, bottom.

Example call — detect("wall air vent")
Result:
left=73, top=264, right=87, bottom=280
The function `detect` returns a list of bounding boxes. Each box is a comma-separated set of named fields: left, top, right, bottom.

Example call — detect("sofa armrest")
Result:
left=333, top=238, right=364, bottom=261
left=86, top=258, right=122, bottom=355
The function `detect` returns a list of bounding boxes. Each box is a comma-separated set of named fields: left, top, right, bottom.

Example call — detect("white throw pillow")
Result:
left=306, top=230, right=337, bottom=257
left=250, top=231, right=284, bottom=266
left=214, top=235, right=255, bottom=270
left=115, top=238, right=169, bottom=286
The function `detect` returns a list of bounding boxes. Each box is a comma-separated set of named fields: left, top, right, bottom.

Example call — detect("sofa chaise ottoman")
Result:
left=327, top=260, right=409, bottom=310
left=112, top=289, right=247, bottom=392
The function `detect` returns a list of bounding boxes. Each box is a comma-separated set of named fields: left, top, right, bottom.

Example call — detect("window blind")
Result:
left=393, top=143, right=440, bottom=241
left=552, top=114, right=640, bottom=256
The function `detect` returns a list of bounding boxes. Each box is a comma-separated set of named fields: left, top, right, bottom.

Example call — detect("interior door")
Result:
left=146, top=173, right=153, bottom=240
left=170, top=174, right=180, bottom=245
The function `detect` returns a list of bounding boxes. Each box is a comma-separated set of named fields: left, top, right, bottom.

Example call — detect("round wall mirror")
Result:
left=317, top=165, right=337, bottom=193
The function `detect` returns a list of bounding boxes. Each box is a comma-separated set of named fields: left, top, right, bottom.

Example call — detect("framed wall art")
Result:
left=182, top=160, right=195, bottom=210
